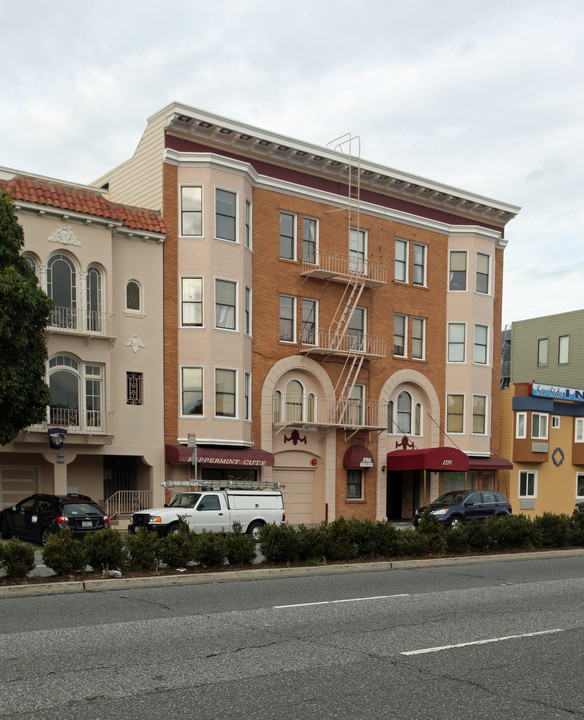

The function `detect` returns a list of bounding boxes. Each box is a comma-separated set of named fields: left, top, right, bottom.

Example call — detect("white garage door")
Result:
left=272, top=468, right=315, bottom=526
left=0, top=467, right=38, bottom=511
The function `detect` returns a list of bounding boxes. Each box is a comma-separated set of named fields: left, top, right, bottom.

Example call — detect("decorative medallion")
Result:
left=126, top=335, right=146, bottom=353
left=552, top=447, right=565, bottom=467
left=396, top=435, right=415, bottom=450
left=48, top=224, right=81, bottom=246
left=284, top=429, right=307, bottom=445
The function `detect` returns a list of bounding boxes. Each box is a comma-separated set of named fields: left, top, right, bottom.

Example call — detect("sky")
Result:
left=1, top=0, right=582, bottom=328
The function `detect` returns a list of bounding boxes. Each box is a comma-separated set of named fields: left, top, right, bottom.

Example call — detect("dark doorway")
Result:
left=103, top=456, right=137, bottom=499
left=386, top=471, right=403, bottom=520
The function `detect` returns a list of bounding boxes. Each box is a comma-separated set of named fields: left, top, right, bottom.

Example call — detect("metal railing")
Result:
left=48, top=306, right=116, bottom=337
left=29, top=408, right=113, bottom=435
left=302, top=328, right=386, bottom=357
left=301, top=249, right=387, bottom=285
left=105, top=490, right=152, bottom=520
left=274, top=395, right=384, bottom=429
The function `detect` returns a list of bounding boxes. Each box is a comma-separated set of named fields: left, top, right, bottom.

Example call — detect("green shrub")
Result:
left=125, top=527, right=161, bottom=572
left=323, top=516, right=357, bottom=561
left=42, top=529, right=87, bottom=576
left=347, top=518, right=379, bottom=558
left=570, top=512, right=584, bottom=546
left=533, top=512, right=572, bottom=548
left=374, top=521, right=404, bottom=557
left=224, top=522, right=256, bottom=566
left=444, top=525, right=471, bottom=553
left=400, top=527, right=432, bottom=557
left=1, top=537, right=35, bottom=578
left=416, top=511, right=447, bottom=555
left=194, top=531, right=226, bottom=567
left=159, top=517, right=198, bottom=568
left=464, top=519, right=491, bottom=552
left=260, top=522, right=302, bottom=562
left=84, top=528, right=125, bottom=571
left=297, top=524, right=327, bottom=562
left=487, top=514, right=537, bottom=550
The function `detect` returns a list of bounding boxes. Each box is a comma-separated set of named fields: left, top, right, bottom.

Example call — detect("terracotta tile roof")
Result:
left=0, top=175, right=166, bottom=235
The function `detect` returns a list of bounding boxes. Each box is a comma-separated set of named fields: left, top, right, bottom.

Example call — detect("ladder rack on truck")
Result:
left=160, top=480, right=286, bottom=490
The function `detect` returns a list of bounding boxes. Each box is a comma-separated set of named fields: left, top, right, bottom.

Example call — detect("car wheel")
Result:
left=0, top=519, right=11, bottom=540
left=246, top=521, right=265, bottom=542
left=40, top=527, right=53, bottom=545
left=166, top=522, right=180, bottom=536
left=449, top=515, right=463, bottom=529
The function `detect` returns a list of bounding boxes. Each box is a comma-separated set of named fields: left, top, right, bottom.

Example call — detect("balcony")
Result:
left=273, top=396, right=386, bottom=432
left=300, top=249, right=387, bottom=287
left=301, top=328, right=386, bottom=358
left=47, top=306, right=116, bottom=341
left=25, top=407, right=114, bottom=444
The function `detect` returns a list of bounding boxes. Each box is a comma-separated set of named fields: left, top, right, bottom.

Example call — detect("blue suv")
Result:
left=413, top=490, right=512, bottom=529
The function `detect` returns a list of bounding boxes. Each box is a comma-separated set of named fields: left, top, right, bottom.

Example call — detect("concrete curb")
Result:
left=2, top=548, right=584, bottom=598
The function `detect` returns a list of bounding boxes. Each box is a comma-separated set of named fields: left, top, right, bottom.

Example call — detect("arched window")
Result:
left=415, top=402, right=422, bottom=436
left=387, top=400, right=394, bottom=434
left=86, top=265, right=102, bottom=332
left=126, top=279, right=142, bottom=313
left=273, top=390, right=282, bottom=423
left=22, top=253, right=39, bottom=277
left=285, top=380, right=304, bottom=422
left=397, top=391, right=412, bottom=434
left=48, top=355, right=80, bottom=427
left=307, top=392, right=317, bottom=423
left=47, top=254, right=77, bottom=328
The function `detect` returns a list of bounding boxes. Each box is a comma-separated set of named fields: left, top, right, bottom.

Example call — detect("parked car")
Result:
left=574, top=501, right=584, bottom=515
left=413, top=490, right=512, bottom=529
left=0, top=493, right=109, bottom=545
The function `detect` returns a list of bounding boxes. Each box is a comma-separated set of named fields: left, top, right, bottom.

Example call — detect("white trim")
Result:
left=518, top=469, right=538, bottom=499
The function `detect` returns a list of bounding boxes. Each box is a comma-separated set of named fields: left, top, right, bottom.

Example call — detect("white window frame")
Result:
left=476, top=252, right=490, bottom=294
left=285, top=379, right=305, bottom=422
left=348, top=306, right=366, bottom=351
left=180, top=185, right=203, bottom=237
left=244, top=372, right=251, bottom=421
left=412, top=317, right=425, bottom=360
left=214, top=367, right=238, bottom=419
left=537, top=338, right=548, bottom=367
left=346, top=468, right=363, bottom=500
left=576, top=472, right=584, bottom=500
left=531, top=412, right=549, bottom=440
left=446, top=394, right=465, bottom=434
left=413, top=243, right=426, bottom=286
left=474, top=324, right=489, bottom=365
left=302, top=298, right=318, bottom=346
left=349, top=227, right=367, bottom=274
left=519, top=470, right=537, bottom=499
left=125, top=279, right=143, bottom=314
left=302, top=216, right=319, bottom=264
left=279, top=294, right=296, bottom=343
left=395, top=238, right=408, bottom=282
left=279, top=211, right=297, bottom=260
left=472, top=395, right=487, bottom=435
left=552, top=415, right=560, bottom=429
left=245, top=198, right=252, bottom=249
left=244, top=286, right=252, bottom=336
left=516, top=412, right=527, bottom=439
left=448, top=322, right=466, bottom=363
left=575, top=418, right=584, bottom=443
left=181, top=276, right=204, bottom=328
left=559, top=335, right=570, bottom=365
left=215, top=187, right=238, bottom=243
left=394, top=313, right=407, bottom=357
left=181, top=366, right=204, bottom=417
left=449, top=250, right=467, bottom=291
left=214, top=278, right=238, bottom=331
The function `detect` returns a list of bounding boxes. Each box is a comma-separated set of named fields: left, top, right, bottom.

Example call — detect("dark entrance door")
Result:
left=386, top=471, right=403, bottom=520
left=103, top=456, right=137, bottom=499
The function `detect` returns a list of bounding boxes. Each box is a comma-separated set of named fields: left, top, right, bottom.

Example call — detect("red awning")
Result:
left=343, top=445, right=374, bottom=469
left=165, top=444, right=275, bottom=467
left=386, top=447, right=469, bottom=472
left=468, top=456, right=513, bottom=470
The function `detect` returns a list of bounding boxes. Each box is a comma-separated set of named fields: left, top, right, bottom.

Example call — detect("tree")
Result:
left=0, top=189, right=53, bottom=445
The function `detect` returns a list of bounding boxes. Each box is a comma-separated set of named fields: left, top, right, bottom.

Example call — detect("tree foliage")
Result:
left=0, top=190, right=53, bottom=445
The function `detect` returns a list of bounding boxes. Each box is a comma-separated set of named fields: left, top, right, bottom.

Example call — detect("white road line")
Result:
left=274, top=594, right=409, bottom=609
left=402, top=629, right=564, bottom=656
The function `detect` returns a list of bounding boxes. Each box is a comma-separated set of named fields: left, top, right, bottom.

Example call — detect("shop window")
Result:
left=346, top=469, right=363, bottom=499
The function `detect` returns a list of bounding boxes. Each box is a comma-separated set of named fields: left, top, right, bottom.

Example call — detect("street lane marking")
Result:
left=274, top=594, right=409, bottom=609
left=402, top=629, right=564, bottom=655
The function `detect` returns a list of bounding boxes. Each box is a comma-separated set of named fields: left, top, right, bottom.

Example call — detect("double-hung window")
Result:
left=519, top=470, right=537, bottom=498
left=215, top=189, right=236, bottom=242
left=215, top=279, right=237, bottom=330
left=474, top=324, right=488, bottom=364
left=516, top=412, right=527, bottom=438
left=280, top=295, right=296, bottom=342
left=476, top=253, right=490, bottom=294
left=531, top=413, right=548, bottom=440
left=448, top=323, right=466, bottom=362
left=472, top=395, right=487, bottom=434
left=181, top=186, right=203, bottom=236
left=412, top=317, right=425, bottom=360
left=577, top=473, right=584, bottom=499
left=245, top=199, right=252, bottom=248
left=395, top=239, right=407, bottom=282
left=215, top=368, right=236, bottom=418
left=397, top=391, right=412, bottom=434
left=394, top=314, right=406, bottom=357
left=349, top=228, right=366, bottom=273
left=244, top=287, right=252, bottom=335
left=348, top=307, right=365, bottom=351
left=449, top=251, right=467, bottom=291
left=302, top=298, right=317, bottom=345
left=182, top=278, right=203, bottom=327
left=413, top=243, right=426, bottom=286
left=447, top=394, right=464, bottom=434
left=576, top=418, right=584, bottom=443
left=346, top=469, right=363, bottom=499
left=280, top=212, right=296, bottom=260
left=559, top=335, right=570, bottom=364
left=302, top=217, right=317, bottom=264
left=244, top=372, right=251, bottom=421
left=182, top=367, right=203, bottom=416
left=537, top=338, right=548, bottom=366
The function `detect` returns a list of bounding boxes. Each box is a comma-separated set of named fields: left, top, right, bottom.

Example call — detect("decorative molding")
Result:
left=48, top=224, right=81, bottom=246
left=126, top=335, right=146, bottom=353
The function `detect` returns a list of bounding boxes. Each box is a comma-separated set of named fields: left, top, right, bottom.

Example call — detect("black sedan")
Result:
left=0, top=493, right=109, bottom=545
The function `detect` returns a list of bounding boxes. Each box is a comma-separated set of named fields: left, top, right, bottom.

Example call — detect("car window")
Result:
left=465, top=493, right=481, bottom=505
left=169, top=494, right=200, bottom=508
left=17, top=498, right=37, bottom=511
left=197, top=495, right=221, bottom=511
left=481, top=492, right=497, bottom=504
left=62, top=503, right=103, bottom=516
left=36, top=499, right=54, bottom=512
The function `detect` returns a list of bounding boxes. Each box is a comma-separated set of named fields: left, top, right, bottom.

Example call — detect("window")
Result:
left=302, top=298, right=317, bottom=345
left=126, top=372, right=143, bottom=405
left=537, top=338, right=548, bottom=367
left=126, top=280, right=142, bottom=312
left=395, top=239, right=407, bottom=282
left=397, top=391, right=412, bottom=434
left=48, top=355, right=104, bottom=430
left=559, top=335, right=570, bottom=364
left=349, top=228, right=366, bottom=273
left=472, top=395, right=487, bottom=434
left=85, top=364, right=103, bottom=427
left=181, top=186, right=202, bottom=236
left=519, top=470, right=537, bottom=498
left=215, top=279, right=237, bottom=330
left=307, top=393, right=317, bottom=422
left=182, top=367, right=203, bottom=416
left=245, top=199, right=252, bottom=248
left=575, top=418, right=584, bottom=442
left=394, top=314, right=406, bottom=357
left=23, top=253, right=38, bottom=276
left=215, top=188, right=236, bottom=242
left=577, top=473, right=584, bottom=499
left=387, top=400, right=394, bottom=434
left=448, top=323, right=465, bottom=363
left=412, top=317, right=425, bottom=360
left=47, top=254, right=77, bottom=329
left=273, top=390, right=282, bottom=423
left=279, top=295, right=296, bottom=342
left=244, top=287, right=252, bottom=335
left=302, top=217, right=317, bottom=264
left=449, top=251, right=467, bottom=291
left=244, top=372, right=251, bottom=421
left=415, top=403, right=422, bottom=436
left=413, top=243, right=426, bottom=286
left=531, top=412, right=548, bottom=440
left=215, top=368, right=236, bottom=418
left=280, top=211, right=296, bottom=260
left=474, top=324, right=488, bottom=364
left=86, top=265, right=102, bottom=332
left=516, top=412, right=527, bottom=439
left=347, top=384, right=365, bottom=425
left=349, top=307, right=365, bottom=350
left=476, top=253, right=490, bottom=294
left=552, top=415, right=560, bottom=429
left=182, top=278, right=203, bottom=327
left=346, top=469, right=363, bottom=499
left=447, top=394, right=464, bottom=433
left=285, top=379, right=304, bottom=422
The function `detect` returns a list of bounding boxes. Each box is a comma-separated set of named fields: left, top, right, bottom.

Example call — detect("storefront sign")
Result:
left=197, top=456, right=268, bottom=466
left=531, top=382, right=584, bottom=402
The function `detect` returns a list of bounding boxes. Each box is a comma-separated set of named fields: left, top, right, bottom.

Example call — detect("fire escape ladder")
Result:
left=330, top=278, right=365, bottom=350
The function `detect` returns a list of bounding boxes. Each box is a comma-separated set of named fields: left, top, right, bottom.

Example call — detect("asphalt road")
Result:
left=1, top=554, right=584, bottom=719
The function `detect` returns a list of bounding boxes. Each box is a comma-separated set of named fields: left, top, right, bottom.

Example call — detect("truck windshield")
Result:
left=168, top=493, right=200, bottom=508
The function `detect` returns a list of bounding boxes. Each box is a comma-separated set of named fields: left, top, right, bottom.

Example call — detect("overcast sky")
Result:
left=1, top=0, right=582, bottom=327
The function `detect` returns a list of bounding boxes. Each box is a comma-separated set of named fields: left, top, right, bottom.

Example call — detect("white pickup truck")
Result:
left=128, top=489, right=285, bottom=540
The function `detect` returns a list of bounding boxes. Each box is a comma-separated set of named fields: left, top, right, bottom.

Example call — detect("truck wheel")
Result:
left=166, top=523, right=180, bottom=536
left=247, top=521, right=264, bottom=542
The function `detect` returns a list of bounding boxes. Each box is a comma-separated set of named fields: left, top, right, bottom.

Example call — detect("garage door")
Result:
left=0, top=467, right=38, bottom=511
left=272, top=468, right=315, bottom=525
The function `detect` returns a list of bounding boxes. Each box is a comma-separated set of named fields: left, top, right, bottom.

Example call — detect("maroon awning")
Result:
left=166, top=444, right=275, bottom=467
left=386, top=447, right=469, bottom=472
left=468, top=456, right=513, bottom=470
left=343, top=445, right=374, bottom=468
